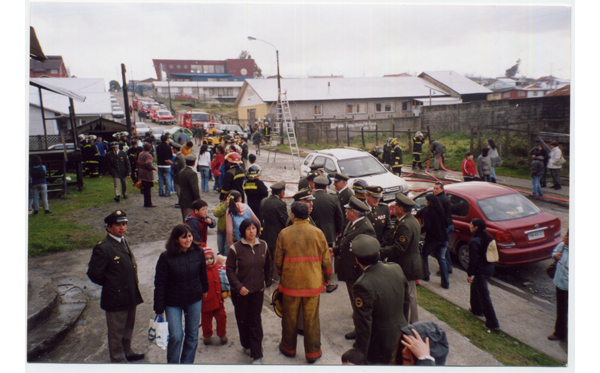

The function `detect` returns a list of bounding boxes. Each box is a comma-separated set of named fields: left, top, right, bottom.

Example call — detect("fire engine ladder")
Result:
left=267, top=93, right=300, bottom=170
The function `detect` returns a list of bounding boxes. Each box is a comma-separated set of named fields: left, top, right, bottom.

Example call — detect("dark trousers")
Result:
left=231, top=291, right=264, bottom=359
left=142, top=181, right=153, bottom=207
left=105, top=307, right=137, bottom=363
left=554, top=287, right=568, bottom=339
left=422, top=240, right=449, bottom=288
left=550, top=168, right=561, bottom=188
left=470, top=275, right=499, bottom=329
left=346, top=281, right=358, bottom=330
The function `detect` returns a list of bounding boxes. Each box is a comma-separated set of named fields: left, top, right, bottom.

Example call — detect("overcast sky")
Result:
left=29, top=0, right=572, bottom=87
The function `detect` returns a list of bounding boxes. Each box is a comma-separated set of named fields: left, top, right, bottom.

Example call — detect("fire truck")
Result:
left=132, top=96, right=154, bottom=111
left=177, top=110, right=213, bottom=129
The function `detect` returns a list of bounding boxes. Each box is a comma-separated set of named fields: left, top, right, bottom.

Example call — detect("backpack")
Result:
left=30, top=165, right=46, bottom=180
left=486, top=239, right=499, bottom=263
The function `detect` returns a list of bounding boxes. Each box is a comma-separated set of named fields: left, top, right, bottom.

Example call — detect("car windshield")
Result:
left=192, top=113, right=210, bottom=121
left=338, top=156, right=388, bottom=178
left=158, top=111, right=170, bottom=115
left=137, top=123, right=148, bottom=128
left=477, top=193, right=541, bottom=221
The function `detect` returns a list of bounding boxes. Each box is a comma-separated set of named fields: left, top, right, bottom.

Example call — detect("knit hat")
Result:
left=203, top=247, right=215, bottom=258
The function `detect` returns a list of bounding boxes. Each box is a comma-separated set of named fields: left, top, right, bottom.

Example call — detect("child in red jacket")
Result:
left=201, top=247, right=228, bottom=345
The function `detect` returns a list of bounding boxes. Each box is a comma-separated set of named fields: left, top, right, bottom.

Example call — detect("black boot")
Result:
left=491, top=178, right=497, bottom=183
left=412, top=161, right=416, bottom=170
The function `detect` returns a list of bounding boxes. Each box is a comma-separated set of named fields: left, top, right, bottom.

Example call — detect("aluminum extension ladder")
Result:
left=267, top=92, right=300, bottom=170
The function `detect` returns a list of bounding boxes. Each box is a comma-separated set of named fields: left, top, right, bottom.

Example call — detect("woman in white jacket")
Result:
left=547, top=141, right=562, bottom=190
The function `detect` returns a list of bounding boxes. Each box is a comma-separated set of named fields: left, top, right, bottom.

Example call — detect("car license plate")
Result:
left=383, top=194, right=394, bottom=202
left=528, top=231, right=545, bottom=240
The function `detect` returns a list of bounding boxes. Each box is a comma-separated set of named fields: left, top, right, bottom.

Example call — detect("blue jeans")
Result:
left=445, top=224, right=454, bottom=272
left=214, top=172, right=222, bottom=191
left=490, top=166, right=497, bottom=180
left=165, top=299, right=202, bottom=364
left=470, top=275, right=499, bottom=329
left=158, top=167, right=172, bottom=196
left=199, top=167, right=211, bottom=192
left=32, top=183, right=49, bottom=211
left=532, top=175, right=543, bottom=196
left=422, top=241, right=449, bottom=288
left=217, top=230, right=229, bottom=256
left=481, top=174, right=491, bottom=182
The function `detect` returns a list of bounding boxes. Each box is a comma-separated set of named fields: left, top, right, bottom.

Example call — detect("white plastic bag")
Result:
left=149, top=314, right=169, bottom=349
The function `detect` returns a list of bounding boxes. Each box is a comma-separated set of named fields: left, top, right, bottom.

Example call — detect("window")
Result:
left=477, top=194, right=540, bottom=222
left=402, top=102, right=409, bottom=111
left=346, top=103, right=367, bottom=114
left=191, top=64, right=202, bottom=73
left=184, top=65, right=188, bottom=69
left=518, top=91, right=526, bottom=97
left=50, top=69, right=58, bottom=74
left=215, top=65, right=225, bottom=74
left=169, top=64, right=174, bottom=69
left=375, top=102, right=394, bottom=113
left=503, top=92, right=510, bottom=98
left=448, top=194, right=470, bottom=217
left=177, top=65, right=181, bottom=69
left=314, top=105, right=323, bottom=115
left=203, top=65, right=215, bottom=73
left=303, top=155, right=315, bottom=166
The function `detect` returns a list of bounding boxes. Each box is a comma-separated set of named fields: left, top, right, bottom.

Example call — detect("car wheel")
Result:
left=458, top=243, right=470, bottom=270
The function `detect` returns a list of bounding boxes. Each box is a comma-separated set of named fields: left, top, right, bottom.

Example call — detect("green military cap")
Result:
left=314, top=175, right=329, bottom=186
left=344, top=195, right=370, bottom=212
left=366, top=185, right=383, bottom=198
left=333, top=172, right=349, bottom=182
left=110, top=141, right=119, bottom=147
left=306, top=171, right=319, bottom=181
left=104, top=210, right=128, bottom=225
left=395, top=192, right=416, bottom=207
left=310, top=163, right=324, bottom=171
left=171, top=142, right=182, bottom=149
left=352, top=179, right=368, bottom=194
left=351, top=234, right=380, bottom=258
left=293, top=188, right=315, bottom=201
left=271, top=180, right=286, bottom=191
left=185, top=154, right=196, bottom=162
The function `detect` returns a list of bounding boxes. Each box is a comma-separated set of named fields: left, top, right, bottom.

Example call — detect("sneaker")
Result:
left=45, top=210, right=52, bottom=214
left=547, top=334, right=562, bottom=341
left=174, top=204, right=180, bottom=208
left=204, top=337, right=212, bottom=345
left=33, top=210, right=39, bottom=215
left=114, top=196, right=120, bottom=203
left=252, top=358, right=263, bottom=364
left=220, top=335, right=228, bottom=345
left=325, top=284, right=338, bottom=293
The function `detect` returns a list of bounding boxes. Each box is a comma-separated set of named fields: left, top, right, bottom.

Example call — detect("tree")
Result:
left=239, top=50, right=263, bottom=78
left=109, top=80, right=121, bottom=92
left=505, top=59, right=521, bottom=78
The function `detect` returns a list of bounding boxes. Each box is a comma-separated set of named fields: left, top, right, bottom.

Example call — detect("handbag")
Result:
left=558, top=156, right=566, bottom=165
left=486, top=240, right=499, bottom=263
left=546, top=260, right=558, bottom=279
left=490, top=156, right=502, bottom=167
left=148, top=314, right=169, bottom=349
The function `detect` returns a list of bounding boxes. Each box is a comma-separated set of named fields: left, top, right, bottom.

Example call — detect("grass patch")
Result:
left=417, top=286, right=562, bottom=366
left=28, top=175, right=119, bottom=256
left=292, top=130, right=568, bottom=183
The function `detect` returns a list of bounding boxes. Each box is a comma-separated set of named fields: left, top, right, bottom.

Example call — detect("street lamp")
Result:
left=167, top=78, right=173, bottom=113
left=248, top=36, right=282, bottom=141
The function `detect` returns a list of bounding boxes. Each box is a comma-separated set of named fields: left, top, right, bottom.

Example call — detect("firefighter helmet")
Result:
left=247, top=165, right=261, bottom=178
left=225, top=152, right=242, bottom=164
left=270, top=289, right=283, bottom=318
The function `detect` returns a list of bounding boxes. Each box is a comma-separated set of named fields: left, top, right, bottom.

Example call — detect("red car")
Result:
left=411, top=182, right=562, bottom=269
left=174, top=94, right=198, bottom=100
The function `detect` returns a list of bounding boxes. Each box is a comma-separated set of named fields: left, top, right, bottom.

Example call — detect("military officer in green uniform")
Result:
left=352, top=234, right=410, bottom=365
left=330, top=196, right=376, bottom=340
left=365, top=185, right=393, bottom=246
left=87, top=210, right=145, bottom=363
left=286, top=188, right=317, bottom=227
left=352, top=179, right=368, bottom=201
left=380, top=193, right=429, bottom=324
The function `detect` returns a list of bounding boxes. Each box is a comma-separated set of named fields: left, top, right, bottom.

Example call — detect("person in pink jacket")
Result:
left=201, top=247, right=228, bottom=346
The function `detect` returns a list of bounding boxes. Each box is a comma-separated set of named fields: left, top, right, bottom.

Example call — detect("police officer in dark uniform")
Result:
left=87, top=210, right=145, bottom=363
left=243, top=165, right=269, bottom=222
left=365, top=185, right=393, bottom=246
left=260, top=180, right=289, bottom=279
left=351, top=234, right=410, bottom=365
left=311, top=175, right=343, bottom=293
left=127, top=140, right=140, bottom=183
left=331, top=196, right=376, bottom=340
left=333, top=172, right=353, bottom=228
left=390, top=138, right=403, bottom=176
left=380, top=193, right=429, bottom=324
left=412, top=131, right=425, bottom=170
left=298, top=170, right=318, bottom=191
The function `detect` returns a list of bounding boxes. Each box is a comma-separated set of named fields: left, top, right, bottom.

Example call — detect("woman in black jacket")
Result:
left=467, top=218, right=500, bottom=331
left=154, top=224, right=208, bottom=363
left=420, top=194, right=451, bottom=289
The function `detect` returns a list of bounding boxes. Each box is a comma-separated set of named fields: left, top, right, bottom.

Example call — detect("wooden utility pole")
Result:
left=121, top=64, right=132, bottom=136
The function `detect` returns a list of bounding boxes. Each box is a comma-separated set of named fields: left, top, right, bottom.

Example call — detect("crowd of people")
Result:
left=43, top=125, right=567, bottom=365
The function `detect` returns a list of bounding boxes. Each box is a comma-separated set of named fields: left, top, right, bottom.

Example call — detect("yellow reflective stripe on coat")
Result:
left=233, top=173, right=245, bottom=180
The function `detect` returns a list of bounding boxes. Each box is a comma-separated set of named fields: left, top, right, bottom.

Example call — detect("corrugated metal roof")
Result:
left=420, top=71, right=492, bottom=95
left=30, top=79, right=112, bottom=116
left=413, top=97, right=462, bottom=106
left=544, top=85, right=570, bottom=97
left=244, top=76, right=450, bottom=103
left=153, top=81, right=243, bottom=88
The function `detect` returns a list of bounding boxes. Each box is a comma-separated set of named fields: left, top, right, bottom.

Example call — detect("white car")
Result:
left=134, top=122, right=152, bottom=137
left=300, top=148, right=409, bottom=202
left=112, top=106, right=125, bottom=118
